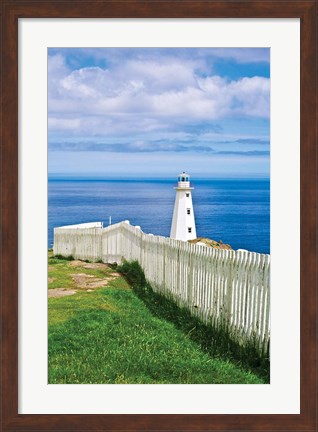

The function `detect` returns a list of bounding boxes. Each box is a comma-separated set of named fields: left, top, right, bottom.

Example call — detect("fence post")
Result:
left=54, top=221, right=270, bottom=354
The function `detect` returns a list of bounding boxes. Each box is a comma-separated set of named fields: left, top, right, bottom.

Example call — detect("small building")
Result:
left=170, top=172, right=197, bottom=241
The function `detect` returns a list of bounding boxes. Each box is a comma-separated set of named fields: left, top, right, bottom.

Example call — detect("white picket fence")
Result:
left=54, top=221, right=270, bottom=354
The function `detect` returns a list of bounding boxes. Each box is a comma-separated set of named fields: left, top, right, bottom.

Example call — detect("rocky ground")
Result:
left=188, top=237, right=232, bottom=250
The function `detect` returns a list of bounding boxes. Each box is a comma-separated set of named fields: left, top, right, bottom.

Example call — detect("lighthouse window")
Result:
left=186, top=193, right=190, bottom=197
left=187, top=208, right=191, bottom=215
left=188, top=227, right=192, bottom=233
left=182, top=177, right=185, bottom=181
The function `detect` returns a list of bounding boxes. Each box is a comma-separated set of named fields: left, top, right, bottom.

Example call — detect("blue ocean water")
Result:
left=48, top=178, right=270, bottom=254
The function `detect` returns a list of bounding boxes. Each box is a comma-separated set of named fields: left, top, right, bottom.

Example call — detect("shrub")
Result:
left=53, top=254, right=74, bottom=261
left=117, top=260, right=146, bottom=288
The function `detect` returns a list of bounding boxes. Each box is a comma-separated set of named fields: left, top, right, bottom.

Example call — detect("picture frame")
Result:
left=1, top=1, right=317, bottom=431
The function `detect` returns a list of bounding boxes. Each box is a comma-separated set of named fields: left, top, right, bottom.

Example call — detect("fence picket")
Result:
left=54, top=221, right=270, bottom=354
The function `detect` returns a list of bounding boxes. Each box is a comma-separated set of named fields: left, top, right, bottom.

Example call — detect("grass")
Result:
left=48, top=254, right=268, bottom=384
left=48, top=252, right=110, bottom=289
left=117, top=260, right=270, bottom=383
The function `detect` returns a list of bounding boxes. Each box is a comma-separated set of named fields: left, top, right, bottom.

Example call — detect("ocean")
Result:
left=48, top=178, right=270, bottom=254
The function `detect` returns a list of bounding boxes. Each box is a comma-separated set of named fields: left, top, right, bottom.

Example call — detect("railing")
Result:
left=54, top=221, right=270, bottom=354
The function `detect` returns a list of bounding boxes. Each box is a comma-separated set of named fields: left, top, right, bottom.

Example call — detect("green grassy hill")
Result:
left=48, top=253, right=267, bottom=384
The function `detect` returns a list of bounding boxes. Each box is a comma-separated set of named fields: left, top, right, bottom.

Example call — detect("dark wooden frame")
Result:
left=1, top=1, right=317, bottom=431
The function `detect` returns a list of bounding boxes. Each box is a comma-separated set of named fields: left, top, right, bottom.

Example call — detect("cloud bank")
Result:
left=48, top=48, right=270, bottom=176
left=49, top=141, right=270, bottom=156
left=49, top=51, right=270, bottom=138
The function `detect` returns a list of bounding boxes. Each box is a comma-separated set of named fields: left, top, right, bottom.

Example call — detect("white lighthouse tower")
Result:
left=170, top=172, right=197, bottom=241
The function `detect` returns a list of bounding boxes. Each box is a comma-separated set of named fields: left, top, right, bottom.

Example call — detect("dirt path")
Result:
left=48, top=259, right=121, bottom=298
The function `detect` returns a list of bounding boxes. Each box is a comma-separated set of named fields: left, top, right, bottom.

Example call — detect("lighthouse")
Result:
left=170, top=172, right=197, bottom=241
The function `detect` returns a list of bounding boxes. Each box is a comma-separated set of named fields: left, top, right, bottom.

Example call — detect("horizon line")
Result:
left=48, top=174, right=270, bottom=180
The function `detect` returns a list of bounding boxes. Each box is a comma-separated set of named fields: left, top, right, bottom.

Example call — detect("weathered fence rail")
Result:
left=54, top=221, right=270, bottom=354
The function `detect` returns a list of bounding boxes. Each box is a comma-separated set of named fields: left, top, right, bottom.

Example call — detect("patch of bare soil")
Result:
left=69, top=260, right=86, bottom=267
left=82, top=263, right=108, bottom=270
left=68, top=260, right=109, bottom=270
left=48, top=266, right=54, bottom=272
left=71, top=273, right=94, bottom=285
left=71, top=273, right=116, bottom=290
left=48, top=288, right=76, bottom=298
left=108, top=272, right=121, bottom=277
left=48, top=277, right=55, bottom=283
left=85, top=279, right=113, bottom=289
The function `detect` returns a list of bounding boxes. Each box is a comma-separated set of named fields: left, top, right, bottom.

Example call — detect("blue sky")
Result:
left=48, top=48, right=270, bottom=178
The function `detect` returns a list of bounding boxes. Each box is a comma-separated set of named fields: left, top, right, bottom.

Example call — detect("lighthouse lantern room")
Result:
left=170, top=172, right=197, bottom=241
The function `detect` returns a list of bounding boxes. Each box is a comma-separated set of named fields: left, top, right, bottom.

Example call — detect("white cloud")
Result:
left=48, top=52, right=269, bottom=139
left=48, top=54, right=70, bottom=98
left=49, top=117, right=84, bottom=131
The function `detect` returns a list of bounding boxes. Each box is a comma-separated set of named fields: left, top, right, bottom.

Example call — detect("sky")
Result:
left=48, top=48, right=270, bottom=178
